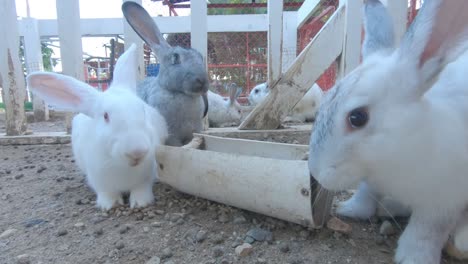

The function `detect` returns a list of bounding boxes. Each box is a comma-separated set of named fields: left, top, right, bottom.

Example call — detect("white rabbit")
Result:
left=248, top=82, right=323, bottom=122
left=26, top=44, right=168, bottom=210
left=207, top=83, right=245, bottom=127
left=308, top=0, right=468, bottom=262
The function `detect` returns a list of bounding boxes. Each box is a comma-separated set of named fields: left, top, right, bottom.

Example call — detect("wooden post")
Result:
left=239, top=6, right=346, bottom=130
left=56, top=0, right=84, bottom=134
left=267, top=0, right=283, bottom=85
left=0, top=0, right=28, bottom=135
left=337, top=0, right=362, bottom=79
left=190, top=0, right=209, bottom=130
left=381, top=0, right=407, bottom=45
left=123, top=0, right=145, bottom=81
left=282, top=11, right=298, bottom=72
left=23, top=17, right=49, bottom=122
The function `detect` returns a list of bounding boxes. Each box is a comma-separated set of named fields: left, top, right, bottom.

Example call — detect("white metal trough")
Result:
left=156, top=134, right=332, bottom=228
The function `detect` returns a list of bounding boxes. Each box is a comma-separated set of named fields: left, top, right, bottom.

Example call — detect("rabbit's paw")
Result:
left=130, top=184, right=154, bottom=208
left=96, top=192, right=123, bottom=210
left=395, top=237, right=440, bottom=264
left=336, top=192, right=377, bottom=219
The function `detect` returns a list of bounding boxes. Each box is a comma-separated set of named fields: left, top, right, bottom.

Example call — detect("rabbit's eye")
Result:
left=171, top=53, right=180, bottom=65
left=104, top=112, right=110, bottom=123
left=254, top=89, right=259, bottom=94
left=347, top=107, right=368, bottom=129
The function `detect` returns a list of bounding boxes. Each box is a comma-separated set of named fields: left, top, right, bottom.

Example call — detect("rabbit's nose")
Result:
left=125, top=148, right=149, bottom=166
left=193, top=77, right=207, bottom=92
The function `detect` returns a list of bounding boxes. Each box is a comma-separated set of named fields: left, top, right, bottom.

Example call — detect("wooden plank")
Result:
left=56, top=0, right=84, bottom=134
left=381, top=0, right=407, bottom=45
left=18, top=15, right=270, bottom=37
left=239, top=6, right=346, bottom=130
left=268, top=0, right=283, bottom=84
left=198, top=134, right=308, bottom=160
left=22, top=17, right=49, bottom=122
left=191, top=0, right=208, bottom=67
left=0, top=0, right=27, bottom=136
left=338, top=0, right=362, bottom=79
left=122, top=0, right=145, bottom=81
left=282, top=11, right=298, bottom=72
left=297, top=0, right=320, bottom=28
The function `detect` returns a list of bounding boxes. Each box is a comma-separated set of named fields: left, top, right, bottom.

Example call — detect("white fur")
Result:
left=27, top=44, right=168, bottom=210
left=248, top=82, right=323, bottom=122
left=207, top=84, right=245, bottom=127
left=309, top=0, right=468, bottom=263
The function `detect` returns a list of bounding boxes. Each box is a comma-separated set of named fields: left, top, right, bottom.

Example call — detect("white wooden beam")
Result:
left=18, top=15, right=271, bottom=37
left=123, top=0, right=145, bottom=81
left=297, top=0, right=320, bottom=28
left=22, top=18, right=49, bottom=122
left=268, top=0, right=283, bottom=84
left=239, top=6, right=346, bottom=130
left=381, top=0, right=407, bottom=45
left=338, top=0, right=362, bottom=79
left=282, top=11, right=298, bottom=72
left=0, top=0, right=28, bottom=135
left=191, top=0, right=208, bottom=67
left=56, top=0, right=84, bottom=134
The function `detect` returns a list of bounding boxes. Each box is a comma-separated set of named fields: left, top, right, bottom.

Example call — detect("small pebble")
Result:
left=145, top=256, right=161, bottom=264
left=375, top=235, right=386, bottom=245
left=151, top=222, right=162, bottom=227
left=212, top=246, right=224, bottom=257
left=246, top=227, right=273, bottom=242
left=256, top=258, right=267, bottom=264
left=56, top=229, right=68, bottom=237
left=233, top=216, right=247, bottom=224
left=218, top=213, right=230, bottom=223
left=379, top=220, right=396, bottom=236
left=16, top=254, right=30, bottom=264
left=279, top=242, right=290, bottom=253
left=14, top=174, right=24, bottom=180
left=143, top=226, right=150, bottom=233
left=119, top=225, right=130, bottom=234
left=94, top=228, right=104, bottom=236
left=36, top=166, right=47, bottom=173
left=0, top=228, right=17, bottom=239
left=326, top=217, right=352, bottom=235
left=195, top=230, right=208, bottom=243
left=74, top=222, right=85, bottom=229
left=115, top=241, right=125, bottom=250
left=161, top=247, right=173, bottom=259
left=212, top=234, right=224, bottom=244
left=235, top=243, right=253, bottom=257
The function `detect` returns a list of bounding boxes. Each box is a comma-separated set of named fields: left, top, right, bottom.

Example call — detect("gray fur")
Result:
left=362, top=0, right=395, bottom=59
left=122, top=2, right=209, bottom=146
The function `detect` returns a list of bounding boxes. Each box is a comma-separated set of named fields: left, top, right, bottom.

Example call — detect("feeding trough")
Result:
left=156, top=133, right=333, bottom=228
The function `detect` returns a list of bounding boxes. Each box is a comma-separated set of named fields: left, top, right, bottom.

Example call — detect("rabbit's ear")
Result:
left=112, top=43, right=138, bottom=92
left=398, top=0, right=468, bottom=96
left=122, top=1, right=171, bottom=58
left=362, top=0, right=395, bottom=60
left=228, top=83, right=239, bottom=105
left=26, top=72, right=99, bottom=117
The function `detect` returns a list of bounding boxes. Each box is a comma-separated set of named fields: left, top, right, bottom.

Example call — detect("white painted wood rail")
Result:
left=268, top=0, right=283, bottom=85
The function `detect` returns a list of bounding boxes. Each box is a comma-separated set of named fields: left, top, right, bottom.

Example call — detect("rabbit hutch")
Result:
left=0, top=0, right=411, bottom=229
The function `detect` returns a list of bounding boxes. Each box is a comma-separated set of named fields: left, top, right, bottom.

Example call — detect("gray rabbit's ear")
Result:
left=122, top=1, right=171, bottom=58
left=362, top=0, right=395, bottom=60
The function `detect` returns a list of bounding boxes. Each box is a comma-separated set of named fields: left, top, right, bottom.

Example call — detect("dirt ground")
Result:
left=0, top=113, right=465, bottom=264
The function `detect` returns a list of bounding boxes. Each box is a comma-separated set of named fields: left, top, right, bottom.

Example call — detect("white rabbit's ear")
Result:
left=398, top=0, right=468, bottom=96
left=26, top=72, right=99, bottom=117
left=362, top=0, right=395, bottom=60
left=228, top=83, right=239, bottom=105
left=112, top=43, right=138, bottom=92
left=122, top=1, right=171, bottom=58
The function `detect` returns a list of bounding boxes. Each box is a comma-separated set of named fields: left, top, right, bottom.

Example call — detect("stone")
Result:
left=145, top=256, right=161, bottom=264
left=326, top=217, right=352, bottom=235
left=235, top=243, right=253, bottom=257
left=379, top=220, right=396, bottom=236
left=246, top=228, right=273, bottom=242
left=0, top=228, right=17, bottom=239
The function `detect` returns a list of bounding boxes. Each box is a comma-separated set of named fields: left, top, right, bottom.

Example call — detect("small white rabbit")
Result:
left=26, top=44, right=168, bottom=210
left=308, top=0, right=468, bottom=263
left=248, top=82, right=323, bottom=122
left=207, top=83, right=245, bottom=127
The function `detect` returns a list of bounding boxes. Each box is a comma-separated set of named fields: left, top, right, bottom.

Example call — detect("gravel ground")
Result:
left=0, top=114, right=465, bottom=264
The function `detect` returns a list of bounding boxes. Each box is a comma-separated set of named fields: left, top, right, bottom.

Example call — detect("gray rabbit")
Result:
left=122, top=2, right=209, bottom=146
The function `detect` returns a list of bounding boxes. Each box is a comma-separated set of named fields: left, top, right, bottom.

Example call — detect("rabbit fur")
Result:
left=248, top=82, right=323, bottom=123
left=309, top=0, right=468, bottom=264
left=122, top=2, right=209, bottom=147
left=26, top=44, right=168, bottom=210
left=207, top=83, right=245, bottom=127
left=308, top=0, right=468, bottom=263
